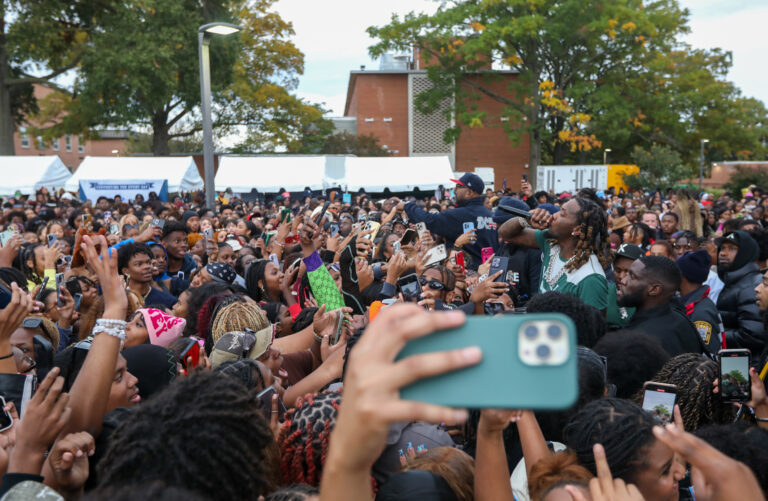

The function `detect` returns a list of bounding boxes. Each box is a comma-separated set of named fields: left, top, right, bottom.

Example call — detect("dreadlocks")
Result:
left=568, top=198, right=609, bottom=272
left=278, top=391, right=342, bottom=487
left=97, top=371, right=273, bottom=500
left=634, top=353, right=735, bottom=431
left=563, top=398, right=656, bottom=481
left=209, top=296, right=270, bottom=344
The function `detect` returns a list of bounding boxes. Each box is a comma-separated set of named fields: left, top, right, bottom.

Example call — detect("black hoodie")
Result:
left=716, top=231, right=765, bottom=353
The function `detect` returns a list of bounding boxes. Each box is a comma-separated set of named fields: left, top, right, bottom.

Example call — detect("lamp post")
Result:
left=603, top=148, right=611, bottom=165
left=699, top=139, right=709, bottom=190
left=198, top=22, right=241, bottom=209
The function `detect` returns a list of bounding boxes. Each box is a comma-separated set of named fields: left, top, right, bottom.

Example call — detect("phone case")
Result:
left=397, top=314, right=578, bottom=410
left=481, top=247, right=494, bottom=264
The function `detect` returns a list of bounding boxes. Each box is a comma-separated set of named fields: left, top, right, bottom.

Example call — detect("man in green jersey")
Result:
left=498, top=198, right=609, bottom=311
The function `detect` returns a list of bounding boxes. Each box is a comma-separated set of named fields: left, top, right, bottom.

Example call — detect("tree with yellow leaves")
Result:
left=368, top=0, right=689, bottom=186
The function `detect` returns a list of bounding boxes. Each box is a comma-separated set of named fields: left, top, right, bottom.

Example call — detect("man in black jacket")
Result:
left=399, top=173, right=497, bottom=271
left=618, top=255, right=703, bottom=356
left=716, top=230, right=765, bottom=354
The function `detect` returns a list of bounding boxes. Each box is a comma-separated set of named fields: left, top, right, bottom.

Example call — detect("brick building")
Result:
left=12, top=84, right=130, bottom=170
left=341, top=52, right=530, bottom=190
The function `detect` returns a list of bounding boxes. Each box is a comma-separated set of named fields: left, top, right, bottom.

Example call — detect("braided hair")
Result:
left=567, top=198, right=609, bottom=272
left=278, top=391, right=342, bottom=487
left=563, top=398, right=656, bottom=481
left=246, top=260, right=270, bottom=302
left=264, top=484, right=319, bottom=501
left=209, top=296, right=270, bottom=345
left=19, top=243, right=43, bottom=285
left=97, top=371, right=273, bottom=500
left=635, top=353, right=735, bottom=431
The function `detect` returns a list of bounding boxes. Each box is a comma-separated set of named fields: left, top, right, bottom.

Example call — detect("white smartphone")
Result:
left=423, top=244, right=448, bottom=267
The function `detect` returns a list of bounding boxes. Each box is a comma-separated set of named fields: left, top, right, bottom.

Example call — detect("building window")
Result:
left=36, top=136, right=45, bottom=150
left=19, top=127, right=30, bottom=148
left=65, top=135, right=72, bottom=152
left=52, top=138, right=59, bottom=151
left=77, top=135, right=84, bottom=153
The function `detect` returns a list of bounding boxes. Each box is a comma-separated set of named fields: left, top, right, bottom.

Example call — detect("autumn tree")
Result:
left=0, top=0, right=117, bottom=154
left=31, top=0, right=326, bottom=155
left=367, top=0, right=688, bottom=185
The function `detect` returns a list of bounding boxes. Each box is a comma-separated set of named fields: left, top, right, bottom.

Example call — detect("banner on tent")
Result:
left=78, top=180, right=169, bottom=202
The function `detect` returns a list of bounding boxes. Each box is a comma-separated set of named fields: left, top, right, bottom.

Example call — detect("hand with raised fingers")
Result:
left=653, top=423, right=763, bottom=501
left=325, top=305, right=480, bottom=474
left=80, top=235, right=127, bottom=315
left=0, top=282, right=34, bottom=343
left=566, top=444, right=645, bottom=501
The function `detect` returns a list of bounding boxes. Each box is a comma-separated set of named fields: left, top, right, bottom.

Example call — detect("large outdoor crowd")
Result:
left=0, top=171, right=765, bottom=501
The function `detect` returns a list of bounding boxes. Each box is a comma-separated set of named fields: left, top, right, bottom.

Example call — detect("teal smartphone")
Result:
left=396, top=313, right=578, bottom=410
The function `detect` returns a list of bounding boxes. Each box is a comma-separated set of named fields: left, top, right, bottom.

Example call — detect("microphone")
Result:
left=497, top=205, right=532, bottom=219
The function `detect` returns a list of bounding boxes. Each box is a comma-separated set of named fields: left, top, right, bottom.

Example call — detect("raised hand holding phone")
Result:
left=0, top=282, right=34, bottom=373
left=320, top=305, right=480, bottom=501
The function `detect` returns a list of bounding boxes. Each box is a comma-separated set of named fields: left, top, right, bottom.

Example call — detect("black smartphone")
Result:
left=314, top=201, right=331, bottom=226
left=0, top=280, right=11, bottom=309
left=397, top=273, right=422, bottom=302
left=719, top=349, right=751, bottom=403
left=0, top=396, right=12, bottom=432
left=73, top=293, right=83, bottom=312
left=257, top=386, right=287, bottom=421
left=36, top=277, right=49, bottom=301
left=33, top=334, right=55, bottom=381
left=523, top=173, right=528, bottom=182
left=400, top=229, right=417, bottom=246
left=642, top=382, right=677, bottom=424
left=488, top=256, right=510, bottom=283
left=55, top=273, right=64, bottom=307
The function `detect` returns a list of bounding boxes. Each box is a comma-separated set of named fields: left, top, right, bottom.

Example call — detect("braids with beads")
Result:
left=567, top=198, right=609, bottom=272
left=563, top=398, right=656, bottom=481
left=634, top=353, right=735, bottom=431
left=277, top=391, right=342, bottom=487
left=96, top=371, right=273, bottom=500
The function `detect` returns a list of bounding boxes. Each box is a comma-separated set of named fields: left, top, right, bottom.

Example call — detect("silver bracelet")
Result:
left=94, top=319, right=127, bottom=341
left=756, top=416, right=768, bottom=423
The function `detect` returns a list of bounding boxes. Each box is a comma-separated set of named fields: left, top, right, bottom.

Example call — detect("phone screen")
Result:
left=398, top=274, right=422, bottom=302
left=0, top=397, right=12, bottom=431
left=719, top=349, right=751, bottom=402
left=642, top=383, right=677, bottom=424
left=400, top=229, right=417, bottom=246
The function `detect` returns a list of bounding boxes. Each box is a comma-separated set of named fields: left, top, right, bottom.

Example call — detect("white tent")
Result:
left=344, top=156, right=454, bottom=192
left=0, top=155, right=71, bottom=195
left=215, top=156, right=327, bottom=192
left=64, top=156, right=204, bottom=193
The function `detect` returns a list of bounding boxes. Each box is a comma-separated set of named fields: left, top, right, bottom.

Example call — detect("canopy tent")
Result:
left=215, top=156, right=328, bottom=192
left=0, top=155, right=71, bottom=195
left=343, top=156, right=454, bottom=192
left=64, top=156, right=204, bottom=193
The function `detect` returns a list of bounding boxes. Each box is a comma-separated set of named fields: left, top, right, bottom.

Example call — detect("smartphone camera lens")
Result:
left=524, top=325, right=538, bottom=340
left=547, top=324, right=562, bottom=340
left=536, top=344, right=551, bottom=359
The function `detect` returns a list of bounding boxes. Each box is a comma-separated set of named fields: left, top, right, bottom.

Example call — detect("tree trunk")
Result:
left=527, top=74, right=541, bottom=191
left=0, top=21, right=15, bottom=155
left=151, top=110, right=170, bottom=155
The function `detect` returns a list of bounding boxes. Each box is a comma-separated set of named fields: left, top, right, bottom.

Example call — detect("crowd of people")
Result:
left=0, top=171, right=765, bottom=501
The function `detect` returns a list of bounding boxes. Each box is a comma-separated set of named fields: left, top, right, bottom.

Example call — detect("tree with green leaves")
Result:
left=367, top=0, right=688, bottom=185
left=29, top=0, right=326, bottom=155
left=622, top=143, right=689, bottom=191
left=0, top=0, right=116, bottom=154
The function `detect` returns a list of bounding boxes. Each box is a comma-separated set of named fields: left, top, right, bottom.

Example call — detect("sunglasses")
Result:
left=418, top=277, right=447, bottom=290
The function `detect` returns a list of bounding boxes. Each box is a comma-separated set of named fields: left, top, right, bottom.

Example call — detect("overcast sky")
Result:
left=276, top=0, right=768, bottom=116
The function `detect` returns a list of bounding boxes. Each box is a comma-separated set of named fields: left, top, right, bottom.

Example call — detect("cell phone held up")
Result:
left=397, top=273, right=422, bottom=303
left=396, top=313, right=578, bottom=410
left=488, top=256, right=509, bottom=283
left=641, top=382, right=677, bottom=424
left=718, top=349, right=751, bottom=403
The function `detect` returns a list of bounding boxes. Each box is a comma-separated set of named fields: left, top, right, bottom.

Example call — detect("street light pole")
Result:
left=699, top=139, right=709, bottom=190
left=198, top=22, right=241, bottom=209
left=603, top=148, right=611, bottom=165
